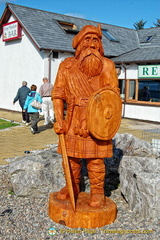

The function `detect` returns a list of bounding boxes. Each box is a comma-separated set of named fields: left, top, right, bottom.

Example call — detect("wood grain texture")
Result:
left=87, top=86, right=122, bottom=140
left=59, top=134, right=75, bottom=212
left=50, top=25, right=121, bottom=228
left=48, top=192, right=117, bottom=229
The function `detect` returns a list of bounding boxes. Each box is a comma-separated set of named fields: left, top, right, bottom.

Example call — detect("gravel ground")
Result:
left=0, top=164, right=159, bottom=240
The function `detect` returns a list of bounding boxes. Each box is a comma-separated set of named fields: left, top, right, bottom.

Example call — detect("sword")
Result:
left=59, top=133, right=76, bottom=212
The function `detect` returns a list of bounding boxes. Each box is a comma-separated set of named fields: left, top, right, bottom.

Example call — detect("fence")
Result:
left=142, top=129, right=160, bottom=152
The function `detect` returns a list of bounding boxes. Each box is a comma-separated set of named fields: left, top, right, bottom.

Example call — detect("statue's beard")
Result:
left=78, top=49, right=103, bottom=78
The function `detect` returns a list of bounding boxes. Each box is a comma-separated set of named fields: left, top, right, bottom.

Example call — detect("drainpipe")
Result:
left=122, top=63, right=127, bottom=118
left=122, top=63, right=127, bottom=100
left=48, top=50, right=53, bottom=83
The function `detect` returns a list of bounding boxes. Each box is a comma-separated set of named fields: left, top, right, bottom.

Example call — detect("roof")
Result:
left=111, top=47, right=160, bottom=63
left=112, top=27, right=160, bottom=63
left=1, top=3, right=160, bottom=63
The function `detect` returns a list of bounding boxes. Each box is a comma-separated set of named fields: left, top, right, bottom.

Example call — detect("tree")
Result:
left=153, top=19, right=160, bottom=27
left=133, top=19, right=147, bottom=30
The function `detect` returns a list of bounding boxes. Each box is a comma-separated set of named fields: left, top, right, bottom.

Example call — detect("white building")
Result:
left=0, top=3, right=160, bottom=122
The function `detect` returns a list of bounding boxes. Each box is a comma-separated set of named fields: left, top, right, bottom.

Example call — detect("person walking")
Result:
left=23, top=84, right=42, bottom=134
left=39, top=77, right=54, bottom=125
left=13, top=81, right=30, bottom=125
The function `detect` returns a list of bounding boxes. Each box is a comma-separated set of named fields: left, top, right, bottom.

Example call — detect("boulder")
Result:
left=8, top=146, right=65, bottom=197
left=119, top=156, right=160, bottom=220
left=114, top=133, right=159, bottom=157
left=114, top=133, right=160, bottom=220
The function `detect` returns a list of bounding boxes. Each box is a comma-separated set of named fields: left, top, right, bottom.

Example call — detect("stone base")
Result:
left=48, top=192, right=117, bottom=229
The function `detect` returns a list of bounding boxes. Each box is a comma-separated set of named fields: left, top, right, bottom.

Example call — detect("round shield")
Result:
left=87, top=87, right=122, bottom=140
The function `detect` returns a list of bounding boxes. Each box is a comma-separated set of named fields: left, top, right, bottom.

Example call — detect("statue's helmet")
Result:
left=72, top=24, right=102, bottom=49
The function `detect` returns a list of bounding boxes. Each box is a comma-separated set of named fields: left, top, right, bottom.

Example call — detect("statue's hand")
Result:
left=79, top=128, right=89, bottom=138
left=74, top=119, right=89, bottom=138
left=54, top=120, right=67, bottom=134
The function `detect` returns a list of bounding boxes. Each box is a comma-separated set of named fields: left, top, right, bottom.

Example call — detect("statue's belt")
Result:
left=74, top=97, right=89, bottom=107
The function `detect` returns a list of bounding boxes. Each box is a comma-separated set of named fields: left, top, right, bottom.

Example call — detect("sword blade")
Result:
left=59, top=134, right=76, bottom=212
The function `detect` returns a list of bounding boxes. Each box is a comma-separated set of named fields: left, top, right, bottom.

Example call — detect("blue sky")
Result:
left=0, top=0, right=159, bottom=29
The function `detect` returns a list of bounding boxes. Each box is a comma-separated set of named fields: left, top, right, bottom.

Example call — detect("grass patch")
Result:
left=8, top=188, right=15, bottom=195
left=0, top=119, right=19, bottom=130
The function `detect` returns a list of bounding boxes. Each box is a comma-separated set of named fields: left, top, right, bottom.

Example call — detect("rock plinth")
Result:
left=8, top=134, right=160, bottom=220
left=8, top=146, right=65, bottom=197
left=114, top=133, right=160, bottom=221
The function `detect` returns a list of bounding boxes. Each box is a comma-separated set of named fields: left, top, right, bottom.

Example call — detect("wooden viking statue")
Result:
left=52, top=24, right=121, bottom=209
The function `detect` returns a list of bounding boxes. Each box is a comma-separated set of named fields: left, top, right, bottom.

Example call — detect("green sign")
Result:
left=138, top=65, right=160, bottom=78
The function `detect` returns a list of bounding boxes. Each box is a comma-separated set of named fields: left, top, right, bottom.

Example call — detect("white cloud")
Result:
left=65, top=12, right=85, bottom=19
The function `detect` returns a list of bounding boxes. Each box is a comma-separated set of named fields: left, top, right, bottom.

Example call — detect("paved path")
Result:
left=0, top=110, right=58, bottom=165
left=0, top=109, right=159, bottom=165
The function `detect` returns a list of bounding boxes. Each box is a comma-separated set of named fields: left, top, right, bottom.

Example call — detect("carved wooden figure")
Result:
left=48, top=24, right=122, bottom=229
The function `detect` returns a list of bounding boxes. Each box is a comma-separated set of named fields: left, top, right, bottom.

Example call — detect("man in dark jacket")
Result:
left=142, top=86, right=151, bottom=101
left=13, top=81, right=30, bottom=125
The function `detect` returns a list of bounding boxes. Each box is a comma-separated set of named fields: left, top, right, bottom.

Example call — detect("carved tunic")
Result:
left=52, top=57, right=119, bottom=159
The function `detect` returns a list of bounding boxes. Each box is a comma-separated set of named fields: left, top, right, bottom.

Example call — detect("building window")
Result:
left=119, top=80, right=125, bottom=100
left=122, top=79, right=160, bottom=103
left=56, top=20, right=79, bottom=34
left=119, top=79, right=138, bottom=101
left=141, top=35, right=154, bottom=43
left=125, top=79, right=138, bottom=101
left=52, top=52, right=58, bottom=58
left=138, top=80, right=160, bottom=102
left=128, top=80, right=136, bottom=99
left=102, top=29, right=119, bottom=42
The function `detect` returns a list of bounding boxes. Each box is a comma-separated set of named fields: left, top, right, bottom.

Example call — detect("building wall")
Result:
left=122, top=103, right=160, bottom=122
left=118, top=64, right=138, bottom=79
left=50, top=52, right=73, bottom=85
left=0, top=15, right=73, bottom=112
left=0, top=16, right=45, bottom=111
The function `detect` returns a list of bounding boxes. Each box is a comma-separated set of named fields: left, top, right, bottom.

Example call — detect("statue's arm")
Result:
left=53, top=98, right=67, bottom=134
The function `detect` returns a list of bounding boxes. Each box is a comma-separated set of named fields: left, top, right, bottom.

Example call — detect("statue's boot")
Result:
left=57, top=158, right=81, bottom=200
left=87, top=158, right=105, bottom=208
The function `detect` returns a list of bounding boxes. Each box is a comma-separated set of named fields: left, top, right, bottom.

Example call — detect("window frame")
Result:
left=121, top=78, right=160, bottom=105
left=55, top=20, right=78, bottom=34
left=102, top=29, right=119, bottom=42
left=141, top=35, right=155, bottom=43
left=125, top=79, right=138, bottom=101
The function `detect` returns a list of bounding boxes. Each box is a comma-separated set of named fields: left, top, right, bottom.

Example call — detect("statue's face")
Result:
left=77, top=33, right=103, bottom=78
left=81, top=33, right=100, bottom=51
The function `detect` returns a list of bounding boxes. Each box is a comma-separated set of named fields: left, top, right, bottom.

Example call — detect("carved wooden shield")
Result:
left=87, top=87, right=122, bottom=140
